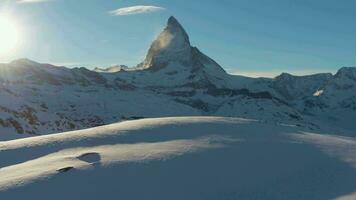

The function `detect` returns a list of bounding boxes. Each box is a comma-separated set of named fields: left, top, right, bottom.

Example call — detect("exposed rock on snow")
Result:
left=142, top=16, right=192, bottom=70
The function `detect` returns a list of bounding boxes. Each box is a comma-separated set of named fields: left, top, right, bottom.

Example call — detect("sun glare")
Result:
left=0, top=15, right=20, bottom=55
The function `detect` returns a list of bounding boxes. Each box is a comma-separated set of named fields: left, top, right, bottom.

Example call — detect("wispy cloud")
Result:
left=17, top=0, right=51, bottom=4
left=109, top=5, right=165, bottom=16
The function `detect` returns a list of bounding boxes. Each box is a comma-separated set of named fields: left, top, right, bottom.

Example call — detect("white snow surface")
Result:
left=1, top=116, right=356, bottom=199
left=93, top=65, right=129, bottom=73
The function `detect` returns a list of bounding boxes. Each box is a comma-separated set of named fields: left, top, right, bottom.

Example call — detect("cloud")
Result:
left=109, top=5, right=165, bottom=16
left=17, top=0, right=51, bottom=4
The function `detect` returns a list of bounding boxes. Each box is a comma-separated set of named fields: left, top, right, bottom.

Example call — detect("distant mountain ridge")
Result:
left=0, top=16, right=355, bottom=140
left=94, top=65, right=129, bottom=73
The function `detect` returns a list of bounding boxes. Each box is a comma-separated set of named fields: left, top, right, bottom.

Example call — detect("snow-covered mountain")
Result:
left=1, top=117, right=356, bottom=199
left=94, top=65, right=129, bottom=73
left=0, top=16, right=355, bottom=140
left=126, top=16, right=228, bottom=87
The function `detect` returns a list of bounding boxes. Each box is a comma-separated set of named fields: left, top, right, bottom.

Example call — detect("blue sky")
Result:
left=0, top=0, right=356, bottom=77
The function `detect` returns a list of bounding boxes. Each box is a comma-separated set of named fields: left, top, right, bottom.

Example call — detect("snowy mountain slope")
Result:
left=271, top=72, right=333, bottom=101
left=94, top=65, right=129, bottom=73
left=0, top=82, right=200, bottom=140
left=0, top=58, right=108, bottom=86
left=295, top=67, right=356, bottom=132
left=0, top=16, right=355, bottom=140
left=1, top=117, right=356, bottom=199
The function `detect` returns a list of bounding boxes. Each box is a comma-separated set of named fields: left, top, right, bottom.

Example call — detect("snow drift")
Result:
left=1, top=117, right=356, bottom=199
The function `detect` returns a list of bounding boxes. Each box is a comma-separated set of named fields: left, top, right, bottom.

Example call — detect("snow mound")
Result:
left=1, top=116, right=356, bottom=199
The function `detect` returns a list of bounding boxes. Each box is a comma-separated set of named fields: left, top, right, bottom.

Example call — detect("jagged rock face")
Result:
left=132, top=16, right=228, bottom=88
left=141, top=17, right=226, bottom=74
left=142, top=17, right=192, bottom=70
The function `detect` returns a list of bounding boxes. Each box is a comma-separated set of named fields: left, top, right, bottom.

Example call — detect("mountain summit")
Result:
left=142, top=16, right=192, bottom=70
left=141, top=16, right=226, bottom=79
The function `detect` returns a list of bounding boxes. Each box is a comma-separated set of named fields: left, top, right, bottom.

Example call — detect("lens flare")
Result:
left=0, top=15, right=20, bottom=55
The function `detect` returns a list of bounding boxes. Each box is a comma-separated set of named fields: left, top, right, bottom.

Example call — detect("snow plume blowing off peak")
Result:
left=141, top=16, right=226, bottom=77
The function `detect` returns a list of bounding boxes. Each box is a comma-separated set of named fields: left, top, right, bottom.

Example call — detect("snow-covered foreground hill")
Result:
left=1, top=117, right=356, bottom=199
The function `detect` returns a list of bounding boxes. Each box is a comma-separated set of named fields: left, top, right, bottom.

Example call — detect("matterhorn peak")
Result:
left=142, top=16, right=193, bottom=70
left=166, top=16, right=190, bottom=42
left=140, top=16, right=227, bottom=80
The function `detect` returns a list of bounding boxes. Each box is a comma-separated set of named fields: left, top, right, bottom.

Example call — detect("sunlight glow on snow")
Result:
left=313, top=89, right=324, bottom=97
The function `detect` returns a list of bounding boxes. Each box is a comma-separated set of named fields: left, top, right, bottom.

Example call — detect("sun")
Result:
left=0, top=15, right=20, bottom=55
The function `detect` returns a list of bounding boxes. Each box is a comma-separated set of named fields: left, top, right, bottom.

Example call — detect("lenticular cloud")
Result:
left=109, top=5, right=165, bottom=16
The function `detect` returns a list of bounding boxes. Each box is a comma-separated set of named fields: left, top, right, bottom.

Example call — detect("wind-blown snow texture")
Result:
left=1, top=117, right=356, bottom=199
left=0, top=16, right=355, bottom=140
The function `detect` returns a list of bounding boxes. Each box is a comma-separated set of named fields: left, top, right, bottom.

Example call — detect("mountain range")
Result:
left=0, top=16, right=355, bottom=140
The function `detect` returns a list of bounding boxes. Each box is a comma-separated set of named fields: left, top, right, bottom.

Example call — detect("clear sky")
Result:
left=0, top=0, right=355, bottom=77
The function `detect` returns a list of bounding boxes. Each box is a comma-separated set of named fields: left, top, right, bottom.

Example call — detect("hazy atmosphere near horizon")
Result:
left=1, top=1, right=356, bottom=200
left=1, top=0, right=355, bottom=77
